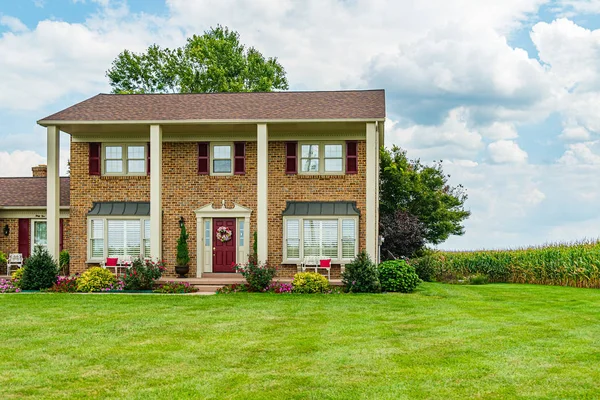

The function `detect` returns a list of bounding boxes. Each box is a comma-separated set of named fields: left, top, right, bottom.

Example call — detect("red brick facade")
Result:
left=69, top=139, right=366, bottom=278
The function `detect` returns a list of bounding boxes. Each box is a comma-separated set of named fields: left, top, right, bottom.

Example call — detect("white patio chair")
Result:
left=7, top=253, right=23, bottom=275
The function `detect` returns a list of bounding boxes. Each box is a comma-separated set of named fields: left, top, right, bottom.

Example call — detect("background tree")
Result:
left=379, top=210, right=426, bottom=260
left=107, top=25, right=288, bottom=94
left=380, top=146, right=470, bottom=254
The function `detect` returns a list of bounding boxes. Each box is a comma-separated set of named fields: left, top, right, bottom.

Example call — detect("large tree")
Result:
left=106, top=25, right=288, bottom=94
left=380, top=146, right=470, bottom=246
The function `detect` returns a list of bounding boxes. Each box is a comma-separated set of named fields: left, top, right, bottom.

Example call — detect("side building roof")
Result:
left=0, top=177, right=70, bottom=207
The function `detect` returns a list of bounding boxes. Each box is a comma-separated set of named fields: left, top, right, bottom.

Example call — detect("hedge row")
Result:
left=411, top=240, right=600, bottom=288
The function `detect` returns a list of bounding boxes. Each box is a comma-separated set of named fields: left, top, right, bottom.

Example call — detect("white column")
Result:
left=257, top=123, right=269, bottom=263
left=366, top=122, right=379, bottom=263
left=46, top=126, right=60, bottom=262
left=150, top=124, right=163, bottom=260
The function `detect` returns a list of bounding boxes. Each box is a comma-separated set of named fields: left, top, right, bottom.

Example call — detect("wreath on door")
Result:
left=216, top=226, right=233, bottom=243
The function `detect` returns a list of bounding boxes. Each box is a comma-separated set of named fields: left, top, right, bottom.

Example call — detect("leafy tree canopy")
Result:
left=106, top=25, right=289, bottom=94
left=380, top=146, right=470, bottom=245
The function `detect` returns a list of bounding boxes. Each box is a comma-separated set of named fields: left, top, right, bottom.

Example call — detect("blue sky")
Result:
left=1, top=0, right=600, bottom=250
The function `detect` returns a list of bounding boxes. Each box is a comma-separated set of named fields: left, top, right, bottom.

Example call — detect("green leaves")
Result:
left=106, top=25, right=289, bottom=94
left=380, top=146, right=470, bottom=245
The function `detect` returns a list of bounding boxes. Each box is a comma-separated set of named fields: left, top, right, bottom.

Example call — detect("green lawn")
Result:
left=2, top=284, right=600, bottom=399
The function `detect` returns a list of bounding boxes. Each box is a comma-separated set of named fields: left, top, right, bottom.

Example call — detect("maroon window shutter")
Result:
left=346, top=141, right=358, bottom=174
left=146, top=142, right=151, bottom=175
left=198, top=142, right=209, bottom=175
left=234, top=142, right=246, bottom=175
left=59, top=219, right=64, bottom=252
left=18, top=219, right=30, bottom=259
left=89, top=142, right=101, bottom=176
left=285, top=142, right=298, bottom=174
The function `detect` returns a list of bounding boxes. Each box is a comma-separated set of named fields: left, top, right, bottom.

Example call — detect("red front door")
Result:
left=213, top=218, right=236, bottom=273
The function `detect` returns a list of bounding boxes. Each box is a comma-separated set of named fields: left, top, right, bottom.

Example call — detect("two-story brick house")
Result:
left=37, top=90, right=385, bottom=277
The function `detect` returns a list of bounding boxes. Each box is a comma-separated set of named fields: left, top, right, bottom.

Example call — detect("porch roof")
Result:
left=282, top=201, right=360, bottom=216
left=88, top=202, right=150, bottom=216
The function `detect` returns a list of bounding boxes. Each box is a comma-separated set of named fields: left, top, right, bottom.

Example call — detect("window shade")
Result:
left=286, top=219, right=300, bottom=259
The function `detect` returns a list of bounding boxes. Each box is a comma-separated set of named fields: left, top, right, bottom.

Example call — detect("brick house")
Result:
left=37, top=90, right=385, bottom=278
left=0, top=165, right=69, bottom=262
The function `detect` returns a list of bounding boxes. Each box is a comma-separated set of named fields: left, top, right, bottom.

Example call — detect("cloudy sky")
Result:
left=1, top=0, right=600, bottom=250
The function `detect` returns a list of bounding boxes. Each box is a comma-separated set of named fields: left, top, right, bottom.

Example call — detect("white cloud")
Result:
left=560, top=124, right=591, bottom=141
left=0, top=16, right=28, bottom=33
left=0, top=151, right=46, bottom=177
left=558, top=141, right=600, bottom=165
left=479, top=122, right=519, bottom=140
left=488, top=140, right=528, bottom=164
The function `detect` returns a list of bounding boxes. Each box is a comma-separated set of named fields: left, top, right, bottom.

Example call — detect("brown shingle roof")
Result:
left=0, top=177, right=69, bottom=207
left=38, top=90, right=385, bottom=123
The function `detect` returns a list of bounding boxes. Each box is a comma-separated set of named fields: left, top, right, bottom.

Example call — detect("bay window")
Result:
left=88, top=218, right=150, bottom=260
left=284, top=217, right=357, bottom=262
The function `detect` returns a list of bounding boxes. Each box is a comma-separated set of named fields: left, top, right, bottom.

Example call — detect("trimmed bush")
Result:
left=342, top=250, right=381, bottom=293
left=20, top=246, right=59, bottom=290
left=77, top=267, right=116, bottom=292
left=292, top=272, right=329, bottom=294
left=378, top=260, right=421, bottom=293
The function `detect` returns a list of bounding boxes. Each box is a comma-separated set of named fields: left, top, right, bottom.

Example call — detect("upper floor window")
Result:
left=198, top=142, right=246, bottom=176
left=212, top=144, right=233, bottom=174
left=103, top=144, right=146, bottom=175
left=300, top=142, right=345, bottom=174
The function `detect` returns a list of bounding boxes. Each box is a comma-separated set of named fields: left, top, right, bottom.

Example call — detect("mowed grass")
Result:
left=2, top=284, right=600, bottom=399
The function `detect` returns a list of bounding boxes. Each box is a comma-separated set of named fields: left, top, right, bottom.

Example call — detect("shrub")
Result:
left=409, top=252, right=436, bottom=282
left=342, top=250, right=381, bottom=293
left=292, top=272, right=329, bottom=294
left=122, top=258, right=166, bottom=290
left=468, top=273, right=488, bottom=285
left=264, top=281, right=293, bottom=294
left=378, top=260, right=421, bottom=293
left=48, top=275, right=79, bottom=293
left=11, top=268, right=24, bottom=288
left=20, top=246, right=59, bottom=290
left=0, top=279, right=20, bottom=293
left=154, top=281, right=198, bottom=294
left=77, top=267, right=116, bottom=292
left=59, top=250, right=70, bottom=275
left=235, top=255, right=276, bottom=292
left=0, top=251, right=6, bottom=272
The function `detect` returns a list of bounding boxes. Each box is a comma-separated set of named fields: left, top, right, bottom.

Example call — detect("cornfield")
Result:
left=415, top=239, right=600, bottom=288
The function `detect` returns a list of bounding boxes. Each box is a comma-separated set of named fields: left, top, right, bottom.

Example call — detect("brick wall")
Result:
left=70, top=139, right=366, bottom=278
left=0, top=218, right=18, bottom=260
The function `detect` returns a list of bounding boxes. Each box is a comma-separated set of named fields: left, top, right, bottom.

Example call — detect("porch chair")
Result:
left=7, top=253, right=24, bottom=275
left=301, top=256, right=331, bottom=280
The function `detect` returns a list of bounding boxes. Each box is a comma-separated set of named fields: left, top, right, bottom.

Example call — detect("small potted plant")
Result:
left=175, top=221, right=190, bottom=278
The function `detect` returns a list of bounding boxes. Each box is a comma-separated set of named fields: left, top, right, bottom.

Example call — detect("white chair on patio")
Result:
left=7, top=253, right=23, bottom=275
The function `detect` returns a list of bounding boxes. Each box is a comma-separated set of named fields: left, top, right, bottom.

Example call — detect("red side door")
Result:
left=213, top=218, right=236, bottom=273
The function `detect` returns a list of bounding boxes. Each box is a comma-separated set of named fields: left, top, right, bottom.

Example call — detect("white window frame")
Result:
left=86, top=216, right=150, bottom=261
left=210, top=142, right=234, bottom=176
left=102, top=144, right=147, bottom=176
left=298, top=141, right=346, bottom=175
left=282, top=216, right=358, bottom=263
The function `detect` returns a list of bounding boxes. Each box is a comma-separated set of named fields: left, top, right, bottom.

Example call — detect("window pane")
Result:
left=342, top=219, right=356, bottom=259
left=239, top=220, right=245, bottom=246
left=301, top=144, right=319, bottom=158
left=92, top=239, right=104, bottom=258
left=303, top=220, right=320, bottom=257
left=128, top=146, right=145, bottom=159
left=128, top=160, right=145, bottom=173
left=322, top=220, right=338, bottom=258
left=204, top=220, right=211, bottom=246
left=125, top=220, right=141, bottom=257
left=324, top=144, right=342, bottom=158
left=34, top=222, right=47, bottom=246
left=106, top=160, right=123, bottom=173
left=144, top=220, right=150, bottom=240
left=301, top=159, right=319, bottom=172
left=107, top=220, right=125, bottom=257
left=286, top=219, right=300, bottom=259
left=143, top=240, right=150, bottom=258
left=213, top=145, right=231, bottom=159
left=92, top=219, right=104, bottom=239
left=213, top=159, right=232, bottom=173
left=105, top=146, right=122, bottom=159
left=325, top=159, right=343, bottom=172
